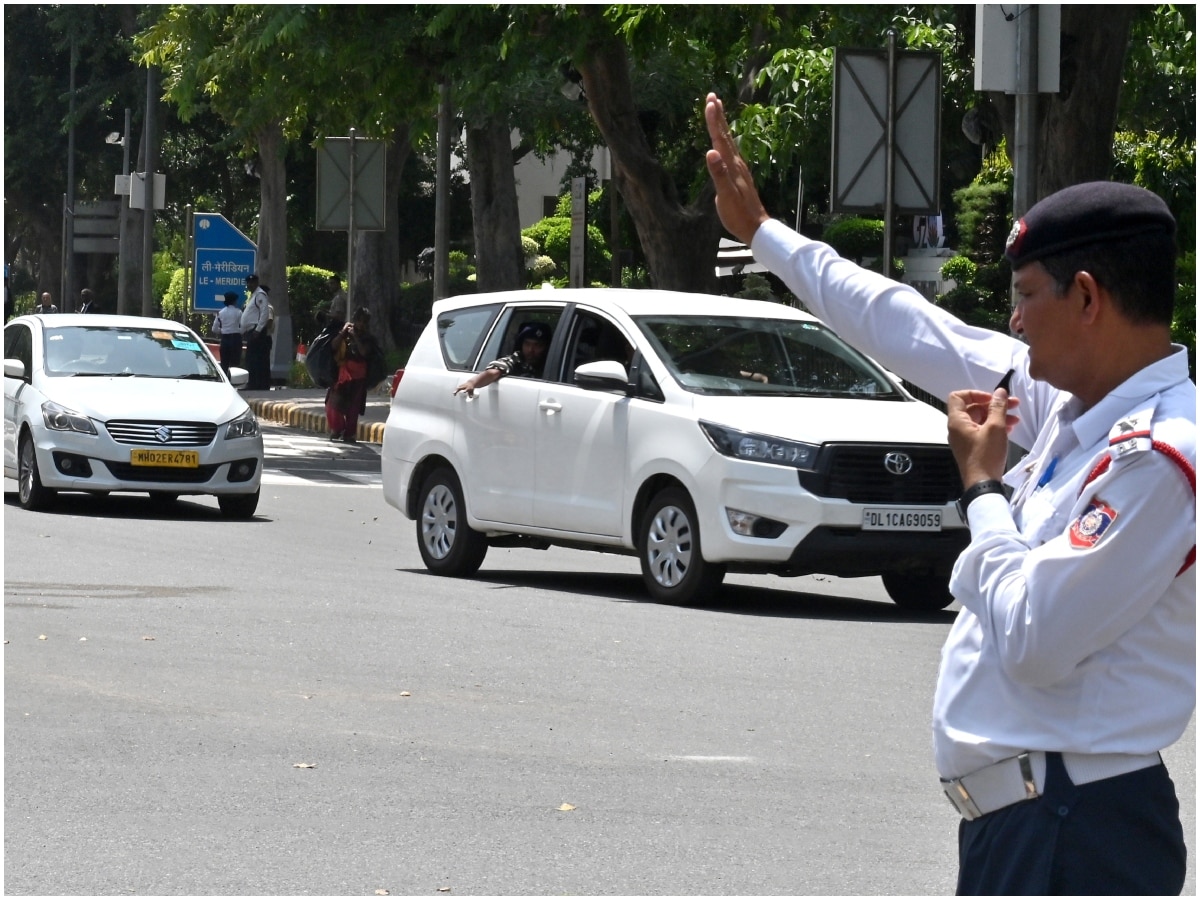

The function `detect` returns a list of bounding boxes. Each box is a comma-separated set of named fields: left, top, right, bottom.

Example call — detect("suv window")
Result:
left=636, top=315, right=902, bottom=398
left=476, top=306, right=565, bottom=377
left=437, top=304, right=501, bottom=371
left=562, top=310, right=634, bottom=381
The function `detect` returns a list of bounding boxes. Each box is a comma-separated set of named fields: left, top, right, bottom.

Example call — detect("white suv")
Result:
left=381, top=289, right=967, bottom=610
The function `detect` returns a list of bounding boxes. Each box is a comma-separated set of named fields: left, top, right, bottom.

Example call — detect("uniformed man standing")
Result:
left=705, top=93, right=1194, bottom=895
left=240, top=273, right=272, bottom=390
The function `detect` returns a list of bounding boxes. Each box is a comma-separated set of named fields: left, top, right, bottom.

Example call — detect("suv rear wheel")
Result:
left=882, top=572, right=955, bottom=611
left=638, top=487, right=725, bottom=604
left=417, top=467, right=487, bottom=576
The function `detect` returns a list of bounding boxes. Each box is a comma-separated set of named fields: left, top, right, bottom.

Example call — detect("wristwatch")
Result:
left=956, top=479, right=1007, bottom=524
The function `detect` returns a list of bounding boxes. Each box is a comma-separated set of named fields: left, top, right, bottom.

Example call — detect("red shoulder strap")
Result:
left=1081, top=441, right=1195, bottom=576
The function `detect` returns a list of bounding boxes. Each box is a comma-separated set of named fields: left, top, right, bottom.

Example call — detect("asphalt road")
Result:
left=4, top=427, right=1195, bottom=895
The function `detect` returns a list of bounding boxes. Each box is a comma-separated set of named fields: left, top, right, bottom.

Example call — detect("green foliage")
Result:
left=1112, top=130, right=1196, bottom=251
left=521, top=211, right=611, bottom=287
left=733, top=273, right=775, bottom=302
left=950, top=179, right=1011, bottom=265
left=822, top=217, right=883, bottom=263
left=939, top=255, right=977, bottom=284
left=287, top=265, right=336, bottom=345
left=393, top=276, right=477, bottom=348
left=1173, top=252, right=1196, bottom=378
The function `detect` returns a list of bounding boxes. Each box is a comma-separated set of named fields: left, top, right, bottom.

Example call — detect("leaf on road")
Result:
left=293, top=762, right=317, bottom=769
left=437, top=887, right=451, bottom=893
left=38, top=635, right=47, bottom=641
left=557, top=803, right=576, bottom=812
left=400, top=691, right=411, bottom=697
left=374, top=890, right=390, bottom=895
left=141, top=636, right=155, bottom=641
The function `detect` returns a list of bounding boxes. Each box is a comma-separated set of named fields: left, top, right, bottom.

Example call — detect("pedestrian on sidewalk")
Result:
left=326, top=306, right=379, bottom=443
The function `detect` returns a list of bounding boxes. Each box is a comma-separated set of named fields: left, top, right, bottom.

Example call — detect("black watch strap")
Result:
left=956, top=479, right=1007, bottom=524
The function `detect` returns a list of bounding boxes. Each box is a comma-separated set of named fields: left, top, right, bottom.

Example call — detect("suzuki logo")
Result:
left=884, top=452, right=913, bottom=475
left=155, top=426, right=173, bottom=443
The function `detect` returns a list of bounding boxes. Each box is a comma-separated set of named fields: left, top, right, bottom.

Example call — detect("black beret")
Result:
left=1005, top=181, right=1175, bottom=268
left=517, top=322, right=551, bottom=343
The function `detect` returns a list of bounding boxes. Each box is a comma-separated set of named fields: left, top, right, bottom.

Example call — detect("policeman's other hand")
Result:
left=703, top=93, right=770, bottom=247
left=946, top=387, right=1020, bottom=486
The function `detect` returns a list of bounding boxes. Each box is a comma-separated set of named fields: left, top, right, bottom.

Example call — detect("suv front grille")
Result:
left=106, top=420, right=218, bottom=446
left=798, top=443, right=961, bottom=504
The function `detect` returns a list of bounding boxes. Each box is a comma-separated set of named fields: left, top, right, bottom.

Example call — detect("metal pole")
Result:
left=117, top=107, right=131, bottom=314
left=882, top=29, right=897, bottom=280
left=141, top=67, right=158, bottom=317
left=1013, top=5, right=1040, bottom=217
left=433, top=82, right=451, bottom=301
left=64, top=37, right=77, bottom=311
left=347, top=127, right=357, bottom=316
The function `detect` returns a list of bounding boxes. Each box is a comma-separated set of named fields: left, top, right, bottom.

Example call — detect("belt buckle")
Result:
left=942, top=778, right=983, bottom=820
left=942, top=752, right=1040, bottom=821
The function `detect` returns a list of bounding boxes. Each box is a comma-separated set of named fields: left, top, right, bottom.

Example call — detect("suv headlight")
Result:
left=225, top=409, right=260, bottom=440
left=41, top=401, right=97, bottom=435
left=700, top=421, right=819, bottom=470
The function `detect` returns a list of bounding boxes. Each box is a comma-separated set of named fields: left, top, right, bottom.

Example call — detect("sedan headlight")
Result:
left=225, top=409, right=260, bottom=440
left=700, top=421, right=819, bottom=470
left=41, top=401, right=97, bottom=435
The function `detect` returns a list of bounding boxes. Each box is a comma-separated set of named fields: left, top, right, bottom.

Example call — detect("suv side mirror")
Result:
left=573, top=359, right=630, bottom=394
left=4, top=358, right=26, bottom=380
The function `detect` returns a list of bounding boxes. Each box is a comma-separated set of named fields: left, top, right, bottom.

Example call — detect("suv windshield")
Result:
left=635, top=315, right=902, bottom=398
left=43, top=325, right=222, bottom=380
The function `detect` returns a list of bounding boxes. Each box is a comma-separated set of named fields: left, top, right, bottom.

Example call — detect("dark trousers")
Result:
left=245, top=331, right=272, bottom=390
left=957, top=751, right=1186, bottom=895
left=219, top=333, right=242, bottom=377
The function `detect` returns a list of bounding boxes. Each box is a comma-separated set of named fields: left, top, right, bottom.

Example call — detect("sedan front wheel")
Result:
left=17, top=433, right=55, bottom=511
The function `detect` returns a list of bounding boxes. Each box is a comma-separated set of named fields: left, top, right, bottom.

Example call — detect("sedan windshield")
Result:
left=42, top=325, right=222, bottom=380
left=635, top=315, right=902, bottom=398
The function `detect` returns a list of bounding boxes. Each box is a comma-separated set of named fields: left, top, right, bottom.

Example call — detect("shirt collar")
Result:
left=1067, top=345, right=1191, bottom=449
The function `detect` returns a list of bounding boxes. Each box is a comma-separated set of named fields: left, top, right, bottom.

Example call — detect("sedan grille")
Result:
left=106, top=420, right=218, bottom=447
left=798, top=443, right=962, bottom=504
left=104, top=463, right=220, bottom=484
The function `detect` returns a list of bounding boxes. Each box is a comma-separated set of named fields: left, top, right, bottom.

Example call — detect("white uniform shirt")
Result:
left=753, top=219, right=1196, bottom=779
left=214, top=305, right=242, bottom=336
left=240, top=287, right=269, bottom=334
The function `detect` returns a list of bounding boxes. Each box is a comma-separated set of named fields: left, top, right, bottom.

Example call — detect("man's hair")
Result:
left=80, top=288, right=93, bottom=301
left=1038, top=230, right=1177, bottom=326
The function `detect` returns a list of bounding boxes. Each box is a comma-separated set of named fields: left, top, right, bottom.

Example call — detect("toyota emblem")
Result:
left=884, top=452, right=914, bottom=475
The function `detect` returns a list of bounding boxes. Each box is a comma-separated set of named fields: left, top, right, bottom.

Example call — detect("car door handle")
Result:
left=538, top=399, right=562, bottom=415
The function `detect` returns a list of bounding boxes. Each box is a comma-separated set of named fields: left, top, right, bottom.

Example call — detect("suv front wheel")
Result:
left=417, top=466, right=488, bottom=576
left=638, top=487, right=725, bottom=605
left=881, top=572, right=955, bottom=611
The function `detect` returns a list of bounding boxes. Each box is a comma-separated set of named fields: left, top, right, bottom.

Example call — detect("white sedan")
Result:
left=3, top=313, right=263, bottom=517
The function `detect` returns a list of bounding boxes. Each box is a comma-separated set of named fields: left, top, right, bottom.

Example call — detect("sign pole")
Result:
left=347, top=128, right=357, bottom=317
left=883, top=29, right=897, bottom=280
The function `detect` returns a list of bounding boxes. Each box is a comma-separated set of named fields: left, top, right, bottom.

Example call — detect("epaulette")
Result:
left=1079, top=402, right=1195, bottom=575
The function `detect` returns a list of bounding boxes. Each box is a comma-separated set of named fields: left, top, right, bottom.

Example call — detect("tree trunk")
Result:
left=255, top=121, right=289, bottom=381
left=353, top=124, right=412, bottom=354
left=987, top=5, right=1134, bottom=198
left=576, top=28, right=722, bottom=293
left=465, top=117, right=525, bottom=293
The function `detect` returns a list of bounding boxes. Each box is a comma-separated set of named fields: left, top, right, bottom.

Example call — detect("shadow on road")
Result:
left=407, top=566, right=959, bottom=625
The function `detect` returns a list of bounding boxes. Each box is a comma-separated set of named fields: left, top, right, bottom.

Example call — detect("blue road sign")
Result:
left=192, top=213, right=257, bottom=313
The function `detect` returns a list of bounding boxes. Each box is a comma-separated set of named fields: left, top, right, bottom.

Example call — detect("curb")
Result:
left=247, top=398, right=386, bottom=444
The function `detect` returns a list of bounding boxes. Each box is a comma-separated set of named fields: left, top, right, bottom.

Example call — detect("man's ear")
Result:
left=1073, top=270, right=1103, bottom=325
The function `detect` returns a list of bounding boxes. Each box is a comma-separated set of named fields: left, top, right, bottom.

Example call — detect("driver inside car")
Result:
left=453, top=321, right=552, bottom=397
